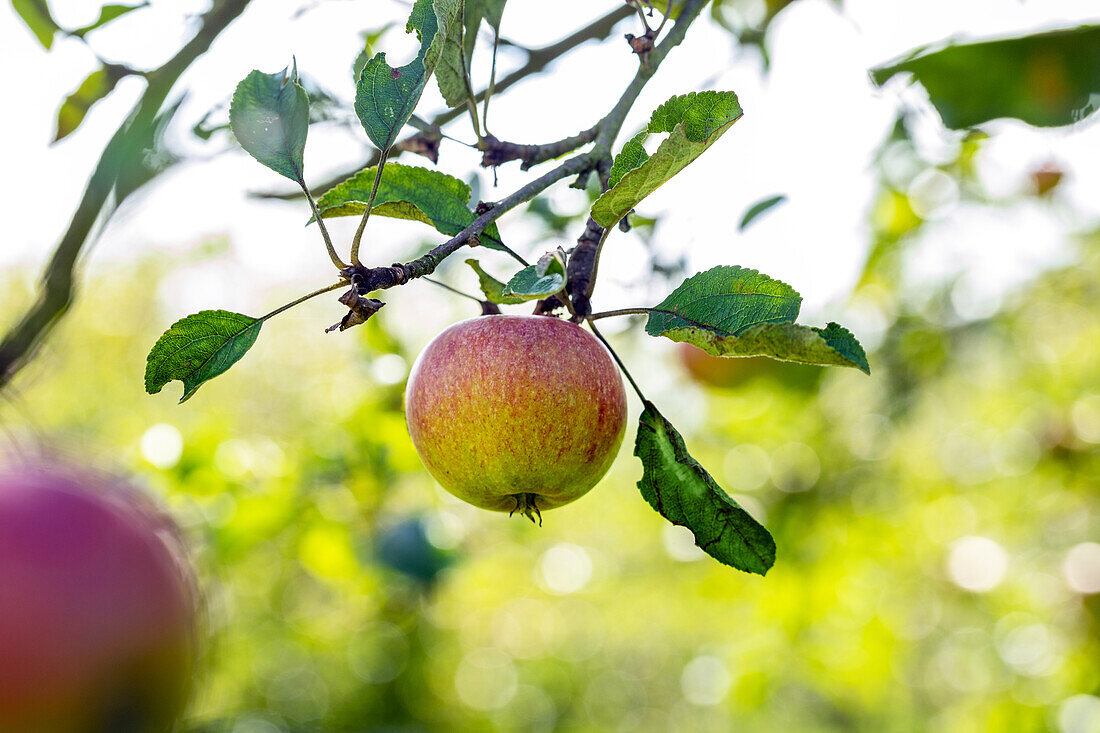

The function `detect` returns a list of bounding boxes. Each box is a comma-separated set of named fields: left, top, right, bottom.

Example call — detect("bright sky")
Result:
left=2, top=0, right=1098, bottom=342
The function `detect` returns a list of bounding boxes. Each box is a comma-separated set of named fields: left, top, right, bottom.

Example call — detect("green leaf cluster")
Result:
left=647, top=266, right=869, bottom=373
left=592, top=91, right=743, bottom=227
left=500, top=250, right=566, bottom=301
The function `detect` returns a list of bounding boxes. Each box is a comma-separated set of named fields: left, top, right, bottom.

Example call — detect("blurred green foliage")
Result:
left=2, top=215, right=1098, bottom=731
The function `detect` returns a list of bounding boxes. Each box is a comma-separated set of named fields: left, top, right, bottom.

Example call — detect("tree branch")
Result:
left=260, top=4, right=634, bottom=201
left=0, top=0, right=252, bottom=390
left=478, top=125, right=600, bottom=170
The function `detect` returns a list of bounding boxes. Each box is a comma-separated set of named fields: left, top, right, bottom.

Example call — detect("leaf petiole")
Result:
left=349, top=148, right=390, bottom=266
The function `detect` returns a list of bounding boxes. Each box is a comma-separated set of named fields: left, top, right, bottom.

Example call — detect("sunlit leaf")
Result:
left=466, top=259, right=525, bottom=304
left=315, top=162, right=506, bottom=250
left=871, top=24, right=1100, bottom=128
left=608, top=131, right=649, bottom=189
left=646, top=265, right=801, bottom=337
left=592, top=91, right=743, bottom=227
left=54, top=67, right=121, bottom=142
left=635, top=402, right=775, bottom=575
left=664, top=321, right=870, bottom=373
left=69, top=2, right=147, bottom=38
left=738, top=194, right=786, bottom=231
left=11, top=0, right=59, bottom=48
left=145, top=310, right=261, bottom=403
left=230, top=62, right=310, bottom=182
left=355, top=0, right=462, bottom=150
left=645, top=266, right=869, bottom=372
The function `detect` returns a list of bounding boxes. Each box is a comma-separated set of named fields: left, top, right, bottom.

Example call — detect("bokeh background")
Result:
left=2, top=0, right=1099, bottom=730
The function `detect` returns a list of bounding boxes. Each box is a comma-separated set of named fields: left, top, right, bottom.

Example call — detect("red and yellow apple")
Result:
left=0, top=458, right=199, bottom=733
left=404, top=315, right=627, bottom=519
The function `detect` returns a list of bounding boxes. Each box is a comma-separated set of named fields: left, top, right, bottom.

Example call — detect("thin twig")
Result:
left=300, top=182, right=347, bottom=269
left=350, top=148, right=390, bottom=266
left=423, top=277, right=483, bottom=303
left=482, top=25, right=501, bottom=134
left=259, top=281, right=348, bottom=321
left=587, top=319, right=647, bottom=403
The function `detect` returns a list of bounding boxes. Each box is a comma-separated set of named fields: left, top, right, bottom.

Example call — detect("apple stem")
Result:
left=586, top=320, right=648, bottom=404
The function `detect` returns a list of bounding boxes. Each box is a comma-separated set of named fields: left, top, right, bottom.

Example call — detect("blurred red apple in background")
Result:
left=678, top=342, right=823, bottom=391
left=0, top=457, right=199, bottom=733
left=405, top=315, right=627, bottom=521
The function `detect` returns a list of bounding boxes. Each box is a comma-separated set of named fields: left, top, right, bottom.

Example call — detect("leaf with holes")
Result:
left=355, top=0, right=462, bottom=150
left=314, top=163, right=505, bottom=250
left=145, top=311, right=262, bottom=403
left=592, top=91, right=743, bottom=227
left=635, top=402, right=775, bottom=575
left=230, top=62, right=310, bottom=182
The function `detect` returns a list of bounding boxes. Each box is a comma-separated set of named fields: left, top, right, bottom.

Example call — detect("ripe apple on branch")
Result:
left=142, top=0, right=869, bottom=576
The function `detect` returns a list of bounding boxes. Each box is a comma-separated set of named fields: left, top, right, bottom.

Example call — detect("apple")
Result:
left=0, top=457, right=199, bottom=733
left=678, top=342, right=822, bottom=391
left=404, top=315, right=627, bottom=521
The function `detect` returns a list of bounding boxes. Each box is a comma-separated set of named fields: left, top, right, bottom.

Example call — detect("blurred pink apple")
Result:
left=0, top=458, right=199, bottom=733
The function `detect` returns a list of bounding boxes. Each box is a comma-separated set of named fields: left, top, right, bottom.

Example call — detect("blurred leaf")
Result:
left=11, top=0, right=59, bottom=48
left=608, top=131, right=649, bottom=189
left=501, top=264, right=565, bottom=300
left=145, top=310, right=261, bottom=403
left=635, top=401, right=775, bottom=575
left=667, top=321, right=870, bottom=373
left=871, top=24, right=1100, bottom=128
left=646, top=265, right=801, bottom=337
left=113, top=97, right=182, bottom=202
left=592, top=91, right=743, bottom=227
left=738, top=194, right=786, bottom=230
left=230, top=62, right=310, bottom=182
left=355, top=0, right=462, bottom=150
left=54, top=66, right=121, bottom=142
left=352, top=23, right=395, bottom=82
left=69, top=2, right=147, bottom=38
left=315, top=162, right=506, bottom=250
left=466, top=259, right=526, bottom=304
left=435, top=0, right=468, bottom=107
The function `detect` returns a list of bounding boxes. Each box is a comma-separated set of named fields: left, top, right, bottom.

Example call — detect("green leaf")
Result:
left=145, top=310, right=262, bottom=403
left=646, top=265, right=801, bottom=337
left=466, top=259, right=525, bottom=304
left=871, top=24, right=1100, bottom=128
left=645, top=266, right=870, bottom=373
left=635, top=402, right=775, bottom=575
left=434, top=0, right=469, bottom=108
left=11, top=0, right=59, bottom=48
left=314, top=162, right=506, bottom=250
left=591, top=91, right=743, bottom=227
left=663, top=321, right=870, bottom=373
left=608, top=131, right=649, bottom=189
left=54, top=67, right=121, bottom=142
left=70, top=2, right=147, bottom=38
left=501, top=264, right=565, bottom=301
left=230, top=62, right=310, bottom=183
left=355, top=0, right=462, bottom=150
left=738, top=194, right=786, bottom=231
